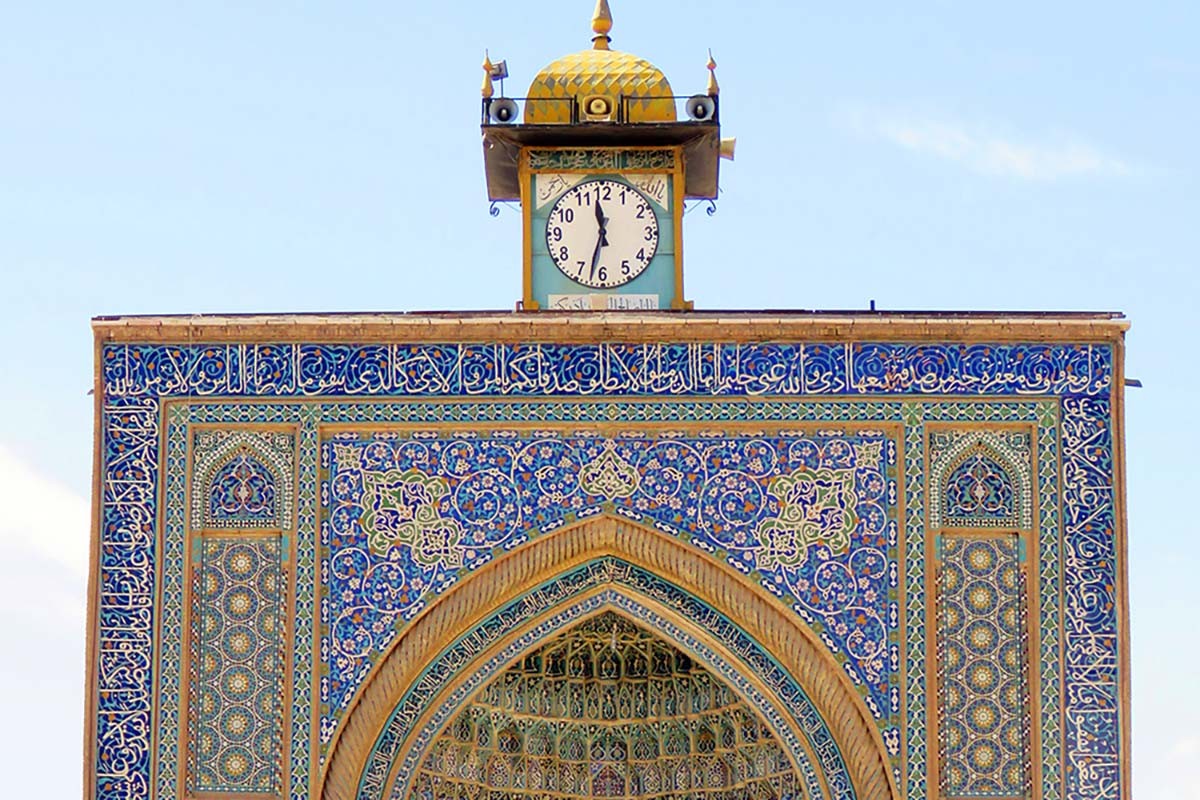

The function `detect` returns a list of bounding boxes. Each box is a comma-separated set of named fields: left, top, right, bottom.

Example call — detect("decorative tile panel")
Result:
left=192, top=429, right=295, bottom=530
left=100, top=342, right=1111, bottom=399
left=929, top=429, right=1032, bottom=530
left=96, top=397, right=158, bottom=800
left=1061, top=397, right=1120, bottom=798
left=937, top=534, right=1029, bottom=798
left=187, top=536, right=287, bottom=795
left=321, top=427, right=899, bottom=745
left=528, top=148, right=676, bottom=171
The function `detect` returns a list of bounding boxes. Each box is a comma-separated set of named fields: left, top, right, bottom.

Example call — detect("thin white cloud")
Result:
left=0, top=444, right=90, bottom=629
left=1142, top=736, right=1200, bottom=800
left=0, top=443, right=90, bottom=577
left=0, top=447, right=87, bottom=800
left=1173, top=737, right=1200, bottom=757
left=842, top=107, right=1135, bottom=180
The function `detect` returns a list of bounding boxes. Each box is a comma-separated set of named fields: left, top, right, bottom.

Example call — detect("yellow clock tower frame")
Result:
left=481, top=1, right=733, bottom=311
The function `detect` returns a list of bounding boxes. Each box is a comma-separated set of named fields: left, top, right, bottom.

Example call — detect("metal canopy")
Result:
left=481, top=121, right=722, bottom=202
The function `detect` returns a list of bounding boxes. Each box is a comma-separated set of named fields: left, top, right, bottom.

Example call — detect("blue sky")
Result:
left=1, top=2, right=1197, bottom=797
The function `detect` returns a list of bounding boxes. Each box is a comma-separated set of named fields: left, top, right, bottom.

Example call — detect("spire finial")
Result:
left=592, top=0, right=613, bottom=50
left=706, top=49, right=720, bottom=96
left=481, top=50, right=495, bottom=99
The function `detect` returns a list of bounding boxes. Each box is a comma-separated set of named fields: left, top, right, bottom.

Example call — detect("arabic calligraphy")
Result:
left=102, top=342, right=1112, bottom=399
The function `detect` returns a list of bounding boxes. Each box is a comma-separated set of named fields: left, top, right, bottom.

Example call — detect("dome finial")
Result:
left=481, top=50, right=495, bottom=99
left=706, top=49, right=719, bottom=96
left=592, top=0, right=613, bottom=50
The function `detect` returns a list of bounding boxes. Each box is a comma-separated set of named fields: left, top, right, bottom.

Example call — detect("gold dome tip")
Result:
left=706, top=49, right=719, bottom=96
left=481, top=50, right=494, bottom=99
left=592, top=0, right=613, bottom=50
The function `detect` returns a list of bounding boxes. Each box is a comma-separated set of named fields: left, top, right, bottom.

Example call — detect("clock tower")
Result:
left=481, top=0, right=733, bottom=310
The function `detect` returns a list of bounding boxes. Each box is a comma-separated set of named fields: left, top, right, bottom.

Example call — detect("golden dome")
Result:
left=524, top=1, right=675, bottom=124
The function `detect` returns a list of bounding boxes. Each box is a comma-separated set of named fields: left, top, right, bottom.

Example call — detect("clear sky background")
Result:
left=1, top=2, right=1197, bottom=797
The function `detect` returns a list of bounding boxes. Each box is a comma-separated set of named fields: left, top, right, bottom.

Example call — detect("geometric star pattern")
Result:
left=938, top=534, right=1029, bottom=798
left=188, top=536, right=287, bottom=794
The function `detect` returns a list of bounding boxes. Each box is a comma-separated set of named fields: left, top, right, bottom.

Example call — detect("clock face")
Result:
left=545, top=179, right=660, bottom=289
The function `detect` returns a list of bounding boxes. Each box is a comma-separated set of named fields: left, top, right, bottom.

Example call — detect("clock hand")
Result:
left=594, top=196, right=608, bottom=243
left=589, top=229, right=604, bottom=282
left=590, top=200, right=609, bottom=281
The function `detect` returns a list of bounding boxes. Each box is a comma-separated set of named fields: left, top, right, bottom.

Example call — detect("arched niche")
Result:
left=320, top=515, right=897, bottom=800
left=928, top=430, right=1032, bottom=530
left=191, top=429, right=294, bottom=530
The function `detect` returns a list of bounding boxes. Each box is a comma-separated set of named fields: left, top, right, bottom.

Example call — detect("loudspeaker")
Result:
left=580, top=95, right=614, bottom=121
left=489, top=97, right=519, bottom=124
left=685, top=94, right=716, bottom=121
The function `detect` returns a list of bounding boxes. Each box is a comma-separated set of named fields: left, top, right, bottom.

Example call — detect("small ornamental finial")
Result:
left=706, top=49, right=720, bottom=96
left=481, top=51, right=494, bottom=99
left=592, top=0, right=613, bottom=50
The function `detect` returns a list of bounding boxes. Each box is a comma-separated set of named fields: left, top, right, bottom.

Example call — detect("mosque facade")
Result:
left=84, top=5, right=1131, bottom=800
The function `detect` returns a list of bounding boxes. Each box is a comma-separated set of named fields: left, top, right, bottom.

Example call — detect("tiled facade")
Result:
left=86, top=315, right=1128, bottom=800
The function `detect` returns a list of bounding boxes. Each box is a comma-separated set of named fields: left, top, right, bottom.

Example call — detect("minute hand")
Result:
left=590, top=200, right=609, bottom=282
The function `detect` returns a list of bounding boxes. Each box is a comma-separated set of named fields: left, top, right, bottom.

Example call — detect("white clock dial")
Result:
left=545, top=179, right=659, bottom=289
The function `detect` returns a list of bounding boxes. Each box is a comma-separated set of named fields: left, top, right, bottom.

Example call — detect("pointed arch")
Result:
left=320, top=514, right=897, bottom=800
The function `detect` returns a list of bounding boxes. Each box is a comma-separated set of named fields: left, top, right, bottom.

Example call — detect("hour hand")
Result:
left=594, top=199, right=608, bottom=246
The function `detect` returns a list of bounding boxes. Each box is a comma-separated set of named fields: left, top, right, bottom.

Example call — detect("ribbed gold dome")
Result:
left=525, top=49, right=675, bottom=124
left=524, top=1, right=675, bottom=124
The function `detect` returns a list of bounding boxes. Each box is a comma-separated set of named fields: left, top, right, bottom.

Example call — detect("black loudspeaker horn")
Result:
left=489, top=97, right=519, bottom=124
left=685, top=94, right=716, bottom=121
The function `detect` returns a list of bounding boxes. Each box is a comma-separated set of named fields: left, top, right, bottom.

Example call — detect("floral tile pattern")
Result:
left=321, top=429, right=898, bottom=746
left=938, top=535, right=1029, bottom=797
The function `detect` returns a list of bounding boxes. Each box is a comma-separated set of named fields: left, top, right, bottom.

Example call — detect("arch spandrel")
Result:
left=320, top=515, right=897, bottom=800
left=321, top=427, right=899, bottom=729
